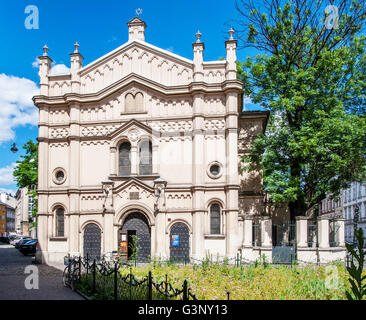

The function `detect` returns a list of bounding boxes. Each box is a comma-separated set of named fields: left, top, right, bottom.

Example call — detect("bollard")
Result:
left=227, top=291, right=230, bottom=300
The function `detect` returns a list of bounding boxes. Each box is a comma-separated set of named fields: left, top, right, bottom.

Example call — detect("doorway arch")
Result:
left=119, top=212, right=151, bottom=262
left=169, top=222, right=190, bottom=263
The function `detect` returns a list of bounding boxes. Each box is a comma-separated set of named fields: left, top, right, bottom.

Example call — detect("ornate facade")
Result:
left=33, top=17, right=269, bottom=264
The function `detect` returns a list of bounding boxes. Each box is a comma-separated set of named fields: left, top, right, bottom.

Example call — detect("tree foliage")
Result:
left=13, top=140, right=38, bottom=220
left=235, top=0, right=366, bottom=219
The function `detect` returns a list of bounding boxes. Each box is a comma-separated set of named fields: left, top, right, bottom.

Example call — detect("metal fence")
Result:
left=63, top=255, right=198, bottom=300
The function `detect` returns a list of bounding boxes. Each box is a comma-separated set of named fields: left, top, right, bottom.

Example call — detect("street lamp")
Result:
left=10, top=143, right=18, bottom=153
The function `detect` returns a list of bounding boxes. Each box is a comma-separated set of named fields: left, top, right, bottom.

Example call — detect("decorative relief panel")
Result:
left=204, top=119, right=225, bottom=130
left=49, top=80, right=71, bottom=96
left=80, top=140, right=109, bottom=146
left=49, top=108, right=70, bottom=124
left=151, top=120, right=193, bottom=133
left=150, top=96, right=193, bottom=116
left=50, top=127, right=70, bottom=139
left=166, top=193, right=192, bottom=209
left=80, top=47, right=193, bottom=94
left=81, top=195, right=104, bottom=211
left=204, top=70, right=225, bottom=84
left=81, top=125, right=118, bottom=137
left=203, top=96, right=226, bottom=114
left=49, top=142, right=69, bottom=148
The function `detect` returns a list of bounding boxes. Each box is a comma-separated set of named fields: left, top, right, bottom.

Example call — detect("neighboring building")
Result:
left=319, top=194, right=343, bottom=219
left=5, top=204, right=16, bottom=233
left=0, top=202, right=6, bottom=236
left=15, top=187, right=35, bottom=237
left=343, top=182, right=366, bottom=244
left=0, top=193, right=16, bottom=235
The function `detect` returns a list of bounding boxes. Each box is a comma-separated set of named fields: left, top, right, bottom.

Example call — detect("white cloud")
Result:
left=0, top=188, right=16, bottom=196
left=0, top=74, right=39, bottom=144
left=32, top=57, right=40, bottom=68
left=0, top=163, right=16, bottom=186
left=243, top=96, right=252, bottom=104
left=49, top=64, right=70, bottom=76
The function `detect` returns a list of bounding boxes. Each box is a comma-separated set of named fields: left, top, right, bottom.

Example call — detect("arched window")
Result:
left=125, top=92, right=144, bottom=113
left=119, top=142, right=131, bottom=176
left=135, top=92, right=144, bottom=112
left=139, top=140, right=152, bottom=175
left=125, top=93, right=135, bottom=113
left=210, top=204, right=221, bottom=235
left=56, top=207, right=65, bottom=237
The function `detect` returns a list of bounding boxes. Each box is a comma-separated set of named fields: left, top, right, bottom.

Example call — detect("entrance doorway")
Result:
left=119, top=212, right=151, bottom=262
left=169, top=222, right=190, bottom=263
left=83, top=223, right=101, bottom=259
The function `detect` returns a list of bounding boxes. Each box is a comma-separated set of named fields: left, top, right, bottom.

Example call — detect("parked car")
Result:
left=7, top=234, right=18, bottom=244
left=10, top=236, right=22, bottom=245
left=14, top=237, right=32, bottom=249
left=19, top=239, right=38, bottom=256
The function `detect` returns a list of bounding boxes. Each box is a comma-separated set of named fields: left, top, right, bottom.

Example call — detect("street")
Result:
left=0, top=243, right=84, bottom=300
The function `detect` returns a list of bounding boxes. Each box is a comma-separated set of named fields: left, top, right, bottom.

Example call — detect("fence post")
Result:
left=86, top=253, right=89, bottom=275
left=227, top=292, right=230, bottom=300
left=183, top=280, right=188, bottom=300
left=148, top=271, right=152, bottom=300
left=114, top=261, right=118, bottom=301
left=129, top=266, right=132, bottom=300
left=92, top=259, right=96, bottom=293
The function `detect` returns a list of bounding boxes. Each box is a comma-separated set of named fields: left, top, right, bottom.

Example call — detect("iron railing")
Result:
left=63, top=255, right=198, bottom=300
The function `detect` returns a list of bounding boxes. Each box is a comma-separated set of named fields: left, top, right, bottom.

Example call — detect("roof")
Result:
left=80, top=39, right=194, bottom=74
left=240, top=110, right=270, bottom=133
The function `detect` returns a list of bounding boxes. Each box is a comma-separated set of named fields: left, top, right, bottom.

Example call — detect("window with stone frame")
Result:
left=210, top=203, right=221, bottom=235
left=139, top=140, right=152, bottom=175
left=119, top=142, right=131, bottom=176
left=28, top=196, right=34, bottom=217
left=56, top=207, right=65, bottom=237
left=125, top=92, right=144, bottom=113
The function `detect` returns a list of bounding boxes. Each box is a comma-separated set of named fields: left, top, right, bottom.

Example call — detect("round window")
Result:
left=52, top=168, right=66, bottom=185
left=56, top=171, right=64, bottom=182
left=210, top=164, right=221, bottom=176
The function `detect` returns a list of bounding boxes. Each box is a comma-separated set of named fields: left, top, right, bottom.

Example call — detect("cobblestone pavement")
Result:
left=0, top=243, right=84, bottom=300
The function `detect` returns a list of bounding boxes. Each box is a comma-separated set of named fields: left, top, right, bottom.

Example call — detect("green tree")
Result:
left=13, top=140, right=38, bottom=225
left=235, top=0, right=366, bottom=219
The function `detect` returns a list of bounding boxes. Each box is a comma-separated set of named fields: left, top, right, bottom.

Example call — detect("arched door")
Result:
left=83, top=223, right=101, bottom=259
left=170, top=222, right=190, bottom=263
left=121, top=212, right=151, bottom=262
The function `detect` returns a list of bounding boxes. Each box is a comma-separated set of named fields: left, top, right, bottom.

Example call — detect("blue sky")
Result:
left=0, top=0, right=260, bottom=195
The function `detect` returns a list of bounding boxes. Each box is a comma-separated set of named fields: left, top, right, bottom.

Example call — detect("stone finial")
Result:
left=74, top=42, right=80, bottom=53
left=43, top=45, right=49, bottom=56
left=195, top=30, right=202, bottom=43
left=228, top=28, right=235, bottom=40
